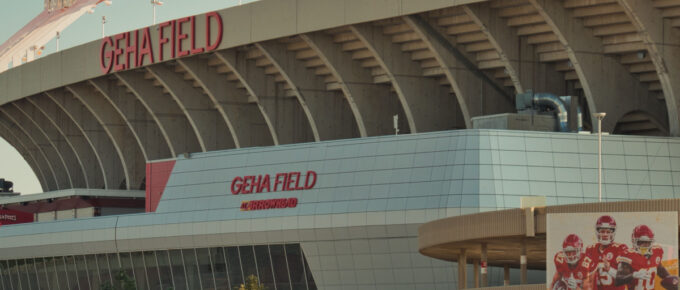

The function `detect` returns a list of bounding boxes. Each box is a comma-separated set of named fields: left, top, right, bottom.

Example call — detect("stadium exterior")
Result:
left=0, top=0, right=680, bottom=289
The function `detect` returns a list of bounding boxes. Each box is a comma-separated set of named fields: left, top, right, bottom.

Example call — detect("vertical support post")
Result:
left=458, top=249, right=467, bottom=289
left=481, top=243, right=488, bottom=287
left=473, top=259, right=480, bottom=288
left=520, top=240, right=528, bottom=284
left=504, top=264, right=510, bottom=286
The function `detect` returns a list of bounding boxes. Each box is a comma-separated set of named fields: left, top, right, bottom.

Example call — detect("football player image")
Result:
left=552, top=234, right=597, bottom=290
left=615, top=225, right=679, bottom=290
left=585, top=215, right=628, bottom=290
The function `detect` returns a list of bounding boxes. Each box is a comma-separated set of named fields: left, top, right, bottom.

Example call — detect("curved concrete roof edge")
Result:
left=0, top=0, right=487, bottom=106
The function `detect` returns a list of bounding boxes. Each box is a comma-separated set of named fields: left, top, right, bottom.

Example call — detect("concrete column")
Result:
left=458, top=249, right=467, bottom=289
left=351, top=23, right=464, bottom=133
left=216, top=50, right=315, bottom=145
left=473, top=259, right=479, bottom=288
left=503, top=264, right=510, bottom=286
left=116, top=71, right=203, bottom=157
left=147, top=64, right=236, bottom=152
left=520, top=240, right=527, bottom=284
left=27, top=95, right=105, bottom=189
left=178, top=57, right=275, bottom=148
left=481, top=243, right=488, bottom=287
left=528, top=0, right=669, bottom=133
left=256, top=41, right=358, bottom=141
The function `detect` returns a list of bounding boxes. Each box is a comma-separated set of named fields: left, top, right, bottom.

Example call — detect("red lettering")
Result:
left=99, top=37, right=114, bottom=73
left=170, top=19, right=177, bottom=58
left=125, top=31, right=138, bottom=69
left=293, top=172, right=304, bottom=190
left=304, top=171, right=317, bottom=189
left=283, top=173, right=292, bottom=191
left=190, top=16, right=204, bottom=55
left=274, top=173, right=285, bottom=191
left=254, top=175, right=263, bottom=193
left=240, top=201, right=248, bottom=210
left=158, top=21, right=171, bottom=61
left=288, top=198, right=298, bottom=208
left=205, top=12, right=223, bottom=51
left=260, top=174, right=270, bottom=192
left=176, top=17, right=190, bottom=57
left=138, top=27, right=154, bottom=66
left=231, top=176, right=243, bottom=194
left=113, top=33, right=126, bottom=71
left=243, top=176, right=253, bottom=194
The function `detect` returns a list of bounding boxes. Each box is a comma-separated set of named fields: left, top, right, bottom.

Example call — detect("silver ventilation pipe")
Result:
left=533, top=93, right=569, bottom=132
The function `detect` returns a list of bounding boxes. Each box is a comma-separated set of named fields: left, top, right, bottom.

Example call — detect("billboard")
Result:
left=547, top=212, right=679, bottom=290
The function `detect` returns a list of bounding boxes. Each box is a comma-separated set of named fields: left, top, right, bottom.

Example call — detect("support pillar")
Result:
left=473, top=259, right=479, bottom=288
left=503, top=265, right=510, bottom=286
left=520, top=240, right=528, bottom=284
left=481, top=243, right=488, bottom=287
left=458, top=249, right=467, bottom=289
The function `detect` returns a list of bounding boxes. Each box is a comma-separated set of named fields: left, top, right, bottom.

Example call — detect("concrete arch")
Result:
left=0, top=111, right=56, bottom=191
left=90, top=77, right=172, bottom=160
left=115, top=71, right=202, bottom=157
left=614, top=110, right=669, bottom=136
left=215, top=50, right=315, bottom=145
left=66, top=83, right=145, bottom=190
left=177, top=57, right=274, bottom=148
left=403, top=15, right=514, bottom=127
left=45, top=89, right=125, bottom=190
left=256, top=41, right=358, bottom=141
left=0, top=122, right=48, bottom=191
left=12, top=99, right=87, bottom=188
left=0, top=104, right=71, bottom=190
left=26, top=94, right=105, bottom=189
left=300, top=32, right=399, bottom=137
left=350, top=23, right=462, bottom=133
left=462, top=3, right=564, bottom=95
left=146, top=64, right=235, bottom=152
left=615, top=0, right=680, bottom=136
left=528, top=0, right=668, bottom=133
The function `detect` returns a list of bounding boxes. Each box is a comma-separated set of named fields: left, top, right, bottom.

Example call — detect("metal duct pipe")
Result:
left=533, top=93, right=569, bottom=132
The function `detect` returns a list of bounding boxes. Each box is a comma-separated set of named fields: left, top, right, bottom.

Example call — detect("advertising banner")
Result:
left=547, top=212, right=679, bottom=290
left=0, top=209, right=34, bottom=226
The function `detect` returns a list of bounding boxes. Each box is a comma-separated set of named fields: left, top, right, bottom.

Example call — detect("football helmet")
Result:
left=595, top=215, right=617, bottom=245
left=632, top=225, right=655, bottom=256
left=562, top=234, right=583, bottom=264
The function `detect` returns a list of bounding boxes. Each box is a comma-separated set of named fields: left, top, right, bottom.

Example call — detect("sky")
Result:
left=0, top=0, right=256, bottom=194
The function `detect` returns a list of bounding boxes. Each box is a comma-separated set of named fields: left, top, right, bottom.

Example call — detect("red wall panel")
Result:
left=145, top=160, right=176, bottom=212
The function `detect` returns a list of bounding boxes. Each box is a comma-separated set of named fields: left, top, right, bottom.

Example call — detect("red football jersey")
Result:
left=554, top=251, right=596, bottom=290
left=585, top=242, right=628, bottom=290
left=617, top=246, right=664, bottom=290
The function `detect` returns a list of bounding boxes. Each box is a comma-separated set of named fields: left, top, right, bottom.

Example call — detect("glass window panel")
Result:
left=210, top=247, right=230, bottom=290
left=302, top=252, right=316, bottom=290
left=75, top=255, right=90, bottom=289
left=196, top=248, right=215, bottom=290
left=116, top=253, right=136, bottom=289
left=14, top=260, right=27, bottom=290
left=23, top=259, right=36, bottom=290
left=254, top=245, right=274, bottom=289
left=285, top=244, right=306, bottom=290
left=28, top=258, right=40, bottom=290
left=43, top=258, right=58, bottom=290
left=52, top=257, right=68, bottom=290
left=238, top=246, right=258, bottom=286
left=64, top=256, right=79, bottom=290
left=270, top=245, right=292, bottom=290
left=226, top=247, right=243, bottom=288
left=98, top=254, right=113, bottom=287
left=169, top=249, right=188, bottom=290
left=34, top=258, right=48, bottom=290
left=86, top=255, right=101, bottom=290
left=156, top=250, right=174, bottom=290
left=182, top=249, right=202, bottom=289
left=143, top=251, right=161, bottom=290
left=131, top=252, right=148, bottom=290
left=0, top=260, right=9, bottom=290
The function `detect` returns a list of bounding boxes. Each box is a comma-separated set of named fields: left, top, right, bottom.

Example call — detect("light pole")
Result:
left=594, top=112, right=607, bottom=202
left=151, top=0, right=164, bottom=25
left=101, top=16, right=107, bottom=38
